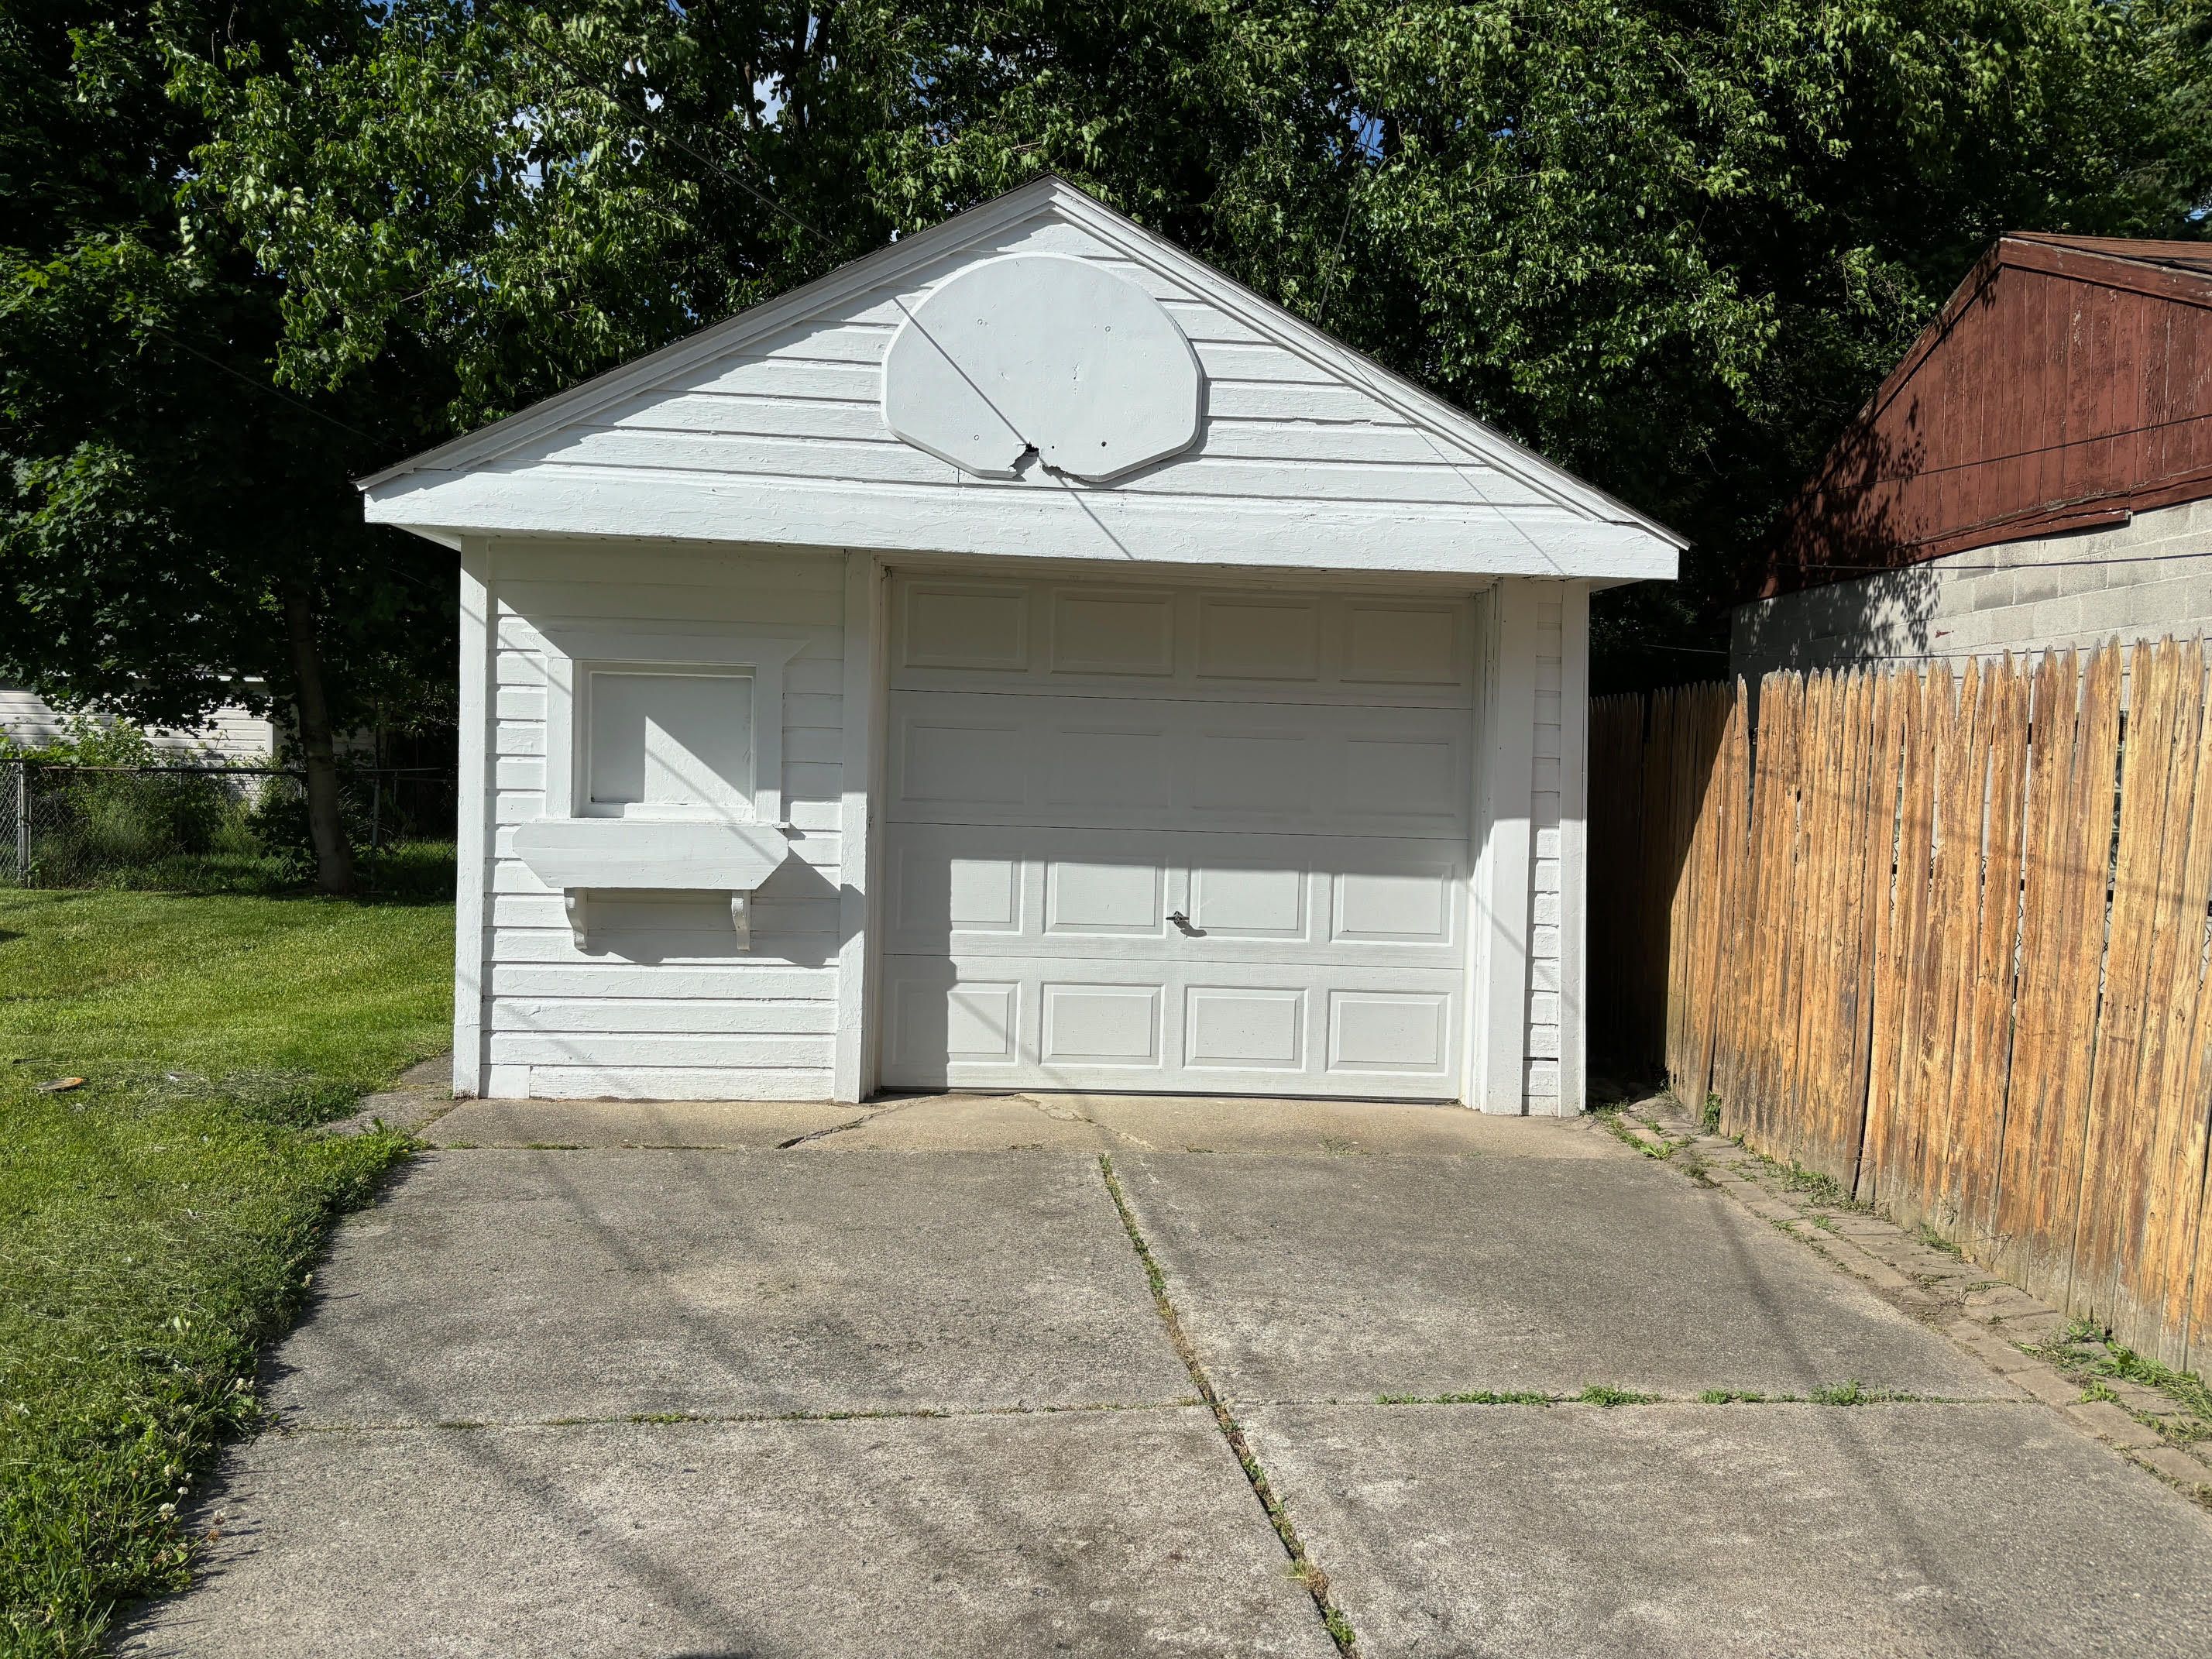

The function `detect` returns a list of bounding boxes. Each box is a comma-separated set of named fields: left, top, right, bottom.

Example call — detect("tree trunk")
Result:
left=282, top=581, right=356, bottom=895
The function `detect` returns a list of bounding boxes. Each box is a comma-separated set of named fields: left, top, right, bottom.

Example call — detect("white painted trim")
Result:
left=454, top=540, right=495, bottom=1097
left=833, top=552, right=887, bottom=1102
left=1468, top=579, right=1537, bottom=1112
left=366, top=469, right=1675, bottom=582
left=357, top=177, right=1683, bottom=556
left=534, top=623, right=808, bottom=826
left=1554, top=582, right=1592, bottom=1117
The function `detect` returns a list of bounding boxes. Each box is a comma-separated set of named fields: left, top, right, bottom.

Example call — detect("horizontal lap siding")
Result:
left=480, top=543, right=845, bottom=1101
left=501, top=214, right=1566, bottom=522
left=0, top=689, right=274, bottom=760
left=1526, top=598, right=1567, bottom=1107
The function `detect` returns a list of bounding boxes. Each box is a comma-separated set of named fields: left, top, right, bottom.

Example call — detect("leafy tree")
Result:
left=186, top=0, right=2211, bottom=691
left=12, top=0, right=2211, bottom=854
left=0, top=2, right=455, bottom=893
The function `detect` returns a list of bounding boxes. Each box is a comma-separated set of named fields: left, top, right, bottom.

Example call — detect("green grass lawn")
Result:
left=0, top=886, right=452, bottom=1657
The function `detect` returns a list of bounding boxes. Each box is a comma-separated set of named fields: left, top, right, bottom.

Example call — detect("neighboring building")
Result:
left=359, top=177, right=1681, bottom=1112
left=1735, top=235, right=2212, bottom=677
left=0, top=685, right=274, bottom=761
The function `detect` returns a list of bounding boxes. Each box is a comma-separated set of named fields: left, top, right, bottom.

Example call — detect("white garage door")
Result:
left=878, top=575, right=1474, bottom=1099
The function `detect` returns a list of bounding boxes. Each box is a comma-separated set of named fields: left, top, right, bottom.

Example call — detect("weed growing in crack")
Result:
left=1697, top=1389, right=1769, bottom=1404
left=1575, top=1385, right=1660, bottom=1407
left=1808, top=1382, right=1920, bottom=1405
left=1913, top=1224, right=1967, bottom=1259
left=1729, top=1144, right=1873, bottom=1213
left=1377, top=1390, right=1557, bottom=1407
left=2028, top=1322, right=2212, bottom=1442
left=1702, top=1093, right=1723, bottom=1133
left=1595, top=1109, right=1678, bottom=1161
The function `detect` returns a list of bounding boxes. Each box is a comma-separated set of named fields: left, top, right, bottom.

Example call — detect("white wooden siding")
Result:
left=472, top=541, right=847, bottom=1100
left=369, top=196, right=1676, bottom=579
left=1, top=687, right=273, bottom=761
left=507, top=217, right=1562, bottom=518
left=1462, top=578, right=1589, bottom=1115
left=1526, top=597, right=1567, bottom=1108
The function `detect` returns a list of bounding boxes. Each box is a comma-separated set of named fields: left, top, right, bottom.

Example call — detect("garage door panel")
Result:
left=1045, top=862, right=1166, bottom=936
left=1185, top=988, right=1305, bottom=1070
left=892, top=582, right=1474, bottom=707
left=1332, top=870, right=1455, bottom=944
left=1342, top=601, right=1465, bottom=685
left=889, top=844, right=1026, bottom=935
left=1189, top=866, right=1307, bottom=938
left=1041, top=984, right=1165, bottom=1067
left=1328, top=991, right=1452, bottom=1076
left=888, top=691, right=1468, bottom=839
left=883, top=825, right=1462, bottom=966
left=879, top=957, right=1462, bottom=1097
left=1196, top=593, right=1321, bottom=680
left=896, top=715, right=1028, bottom=805
left=901, top=580, right=1030, bottom=671
left=1343, top=736, right=1463, bottom=819
left=1047, top=725, right=1173, bottom=808
left=1050, top=589, right=1177, bottom=675
left=888, top=976, right=1022, bottom=1070
left=1187, top=730, right=1313, bottom=815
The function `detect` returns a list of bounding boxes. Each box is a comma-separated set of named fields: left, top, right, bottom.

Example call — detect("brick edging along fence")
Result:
left=1592, top=640, right=2212, bottom=1374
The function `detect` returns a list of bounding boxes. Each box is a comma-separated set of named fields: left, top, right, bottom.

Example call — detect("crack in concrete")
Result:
left=273, top=1396, right=1207, bottom=1435
left=1097, top=1152, right=1362, bottom=1657
left=773, top=1111, right=879, bottom=1149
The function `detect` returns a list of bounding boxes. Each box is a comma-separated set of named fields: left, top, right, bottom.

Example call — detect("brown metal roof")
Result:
left=1755, top=233, right=2212, bottom=599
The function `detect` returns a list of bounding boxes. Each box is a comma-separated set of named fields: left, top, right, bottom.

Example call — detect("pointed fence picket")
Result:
left=1589, top=641, right=2212, bottom=1372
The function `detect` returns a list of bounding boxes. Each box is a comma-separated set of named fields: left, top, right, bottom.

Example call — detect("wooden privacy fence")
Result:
left=1592, top=642, right=2212, bottom=1373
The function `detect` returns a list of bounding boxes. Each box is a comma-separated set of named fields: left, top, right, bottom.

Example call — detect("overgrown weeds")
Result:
left=2031, top=1321, right=2212, bottom=1444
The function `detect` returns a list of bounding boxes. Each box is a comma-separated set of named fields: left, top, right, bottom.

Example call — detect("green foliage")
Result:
left=6, top=0, right=2211, bottom=724
left=174, top=0, right=2212, bottom=682
left=1807, top=1380, right=1919, bottom=1404
left=2035, top=1322, right=2212, bottom=1431
left=1, top=718, right=451, bottom=895
left=1575, top=1383, right=1661, bottom=1406
left=0, top=888, right=449, bottom=1655
left=1378, top=1389, right=1558, bottom=1405
left=0, top=3, right=453, bottom=785
left=0, top=716, right=165, bottom=771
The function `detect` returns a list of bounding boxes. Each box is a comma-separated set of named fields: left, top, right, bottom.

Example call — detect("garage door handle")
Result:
left=1167, top=910, right=1192, bottom=929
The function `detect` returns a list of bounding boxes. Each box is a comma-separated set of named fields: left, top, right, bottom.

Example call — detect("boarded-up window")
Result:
left=586, top=668, right=754, bottom=815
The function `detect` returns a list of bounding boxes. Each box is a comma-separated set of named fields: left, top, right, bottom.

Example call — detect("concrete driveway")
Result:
left=121, top=1094, right=2212, bottom=1658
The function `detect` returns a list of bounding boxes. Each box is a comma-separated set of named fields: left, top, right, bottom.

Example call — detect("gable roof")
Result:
left=361, top=176, right=1681, bottom=582
left=1756, top=232, right=2212, bottom=598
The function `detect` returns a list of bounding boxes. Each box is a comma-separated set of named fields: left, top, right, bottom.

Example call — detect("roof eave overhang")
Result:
left=366, top=471, right=1679, bottom=584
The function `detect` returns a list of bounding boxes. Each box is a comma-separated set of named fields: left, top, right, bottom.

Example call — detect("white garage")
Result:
left=358, top=177, right=1680, bottom=1114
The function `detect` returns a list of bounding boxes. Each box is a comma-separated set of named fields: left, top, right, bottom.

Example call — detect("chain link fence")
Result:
left=0, top=763, right=455, bottom=893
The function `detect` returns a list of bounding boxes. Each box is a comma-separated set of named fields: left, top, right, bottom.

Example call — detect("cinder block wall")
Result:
left=1732, top=497, right=2212, bottom=678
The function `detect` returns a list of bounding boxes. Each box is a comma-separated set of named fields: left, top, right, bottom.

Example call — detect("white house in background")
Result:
left=0, top=685, right=274, bottom=761
left=358, top=177, right=1681, bottom=1112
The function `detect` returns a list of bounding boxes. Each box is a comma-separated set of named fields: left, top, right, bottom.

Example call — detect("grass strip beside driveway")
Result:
left=0, top=888, right=452, bottom=1658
